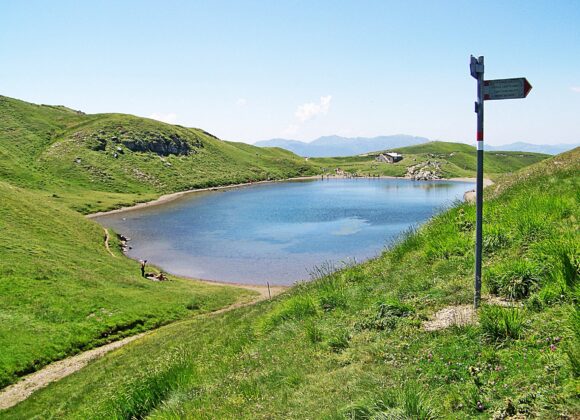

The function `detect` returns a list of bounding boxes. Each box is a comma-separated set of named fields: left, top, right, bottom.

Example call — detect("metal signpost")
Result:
left=469, top=55, right=532, bottom=308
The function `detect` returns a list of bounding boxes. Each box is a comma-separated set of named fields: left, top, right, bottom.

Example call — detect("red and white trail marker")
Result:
left=469, top=55, right=532, bottom=309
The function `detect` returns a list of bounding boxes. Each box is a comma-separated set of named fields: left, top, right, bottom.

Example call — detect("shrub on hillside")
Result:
left=566, top=307, right=580, bottom=378
left=327, top=329, right=350, bottom=353
left=388, top=227, right=422, bottom=262
left=304, top=321, right=323, bottom=344
left=342, top=384, right=435, bottom=419
left=317, top=275, right=348, bottom=312
left=399, top=384, right=436, bottom=420
left=455, top=207, right=474, bottom=233
left=422, top=210, right=472, bottom=261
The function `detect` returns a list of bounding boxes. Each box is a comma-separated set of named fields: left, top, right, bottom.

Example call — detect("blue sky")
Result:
left=1, top=0, right=579, bottom=145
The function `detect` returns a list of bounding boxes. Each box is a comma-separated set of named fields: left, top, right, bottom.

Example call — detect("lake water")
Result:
left=95, top=178, right=473, bottom=285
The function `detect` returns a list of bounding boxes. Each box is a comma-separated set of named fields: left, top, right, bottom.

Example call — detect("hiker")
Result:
left=140, top=260, right=147, bottom=277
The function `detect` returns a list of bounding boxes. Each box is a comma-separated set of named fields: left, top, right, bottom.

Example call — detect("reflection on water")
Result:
left=95, top=178, right=473, bottom=285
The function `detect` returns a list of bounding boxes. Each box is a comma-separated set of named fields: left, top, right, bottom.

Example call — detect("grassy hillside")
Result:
left=0, top=180, right=255, bottom=389
left=0, top=95, right=320, bottom=389
left=5, top=149, right=577, bottom=418
left=311, top=141, right=549, bottom=179
left=1, top=96, right=547, bottom=212
left=0, top=95, right=316, bottom=213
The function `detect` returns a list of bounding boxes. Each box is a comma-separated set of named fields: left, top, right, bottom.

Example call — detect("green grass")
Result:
left=479, top=306, right=525, bottom=341
left=0, top=94, right=319, bottom=388
left=310, top=141, right=549, bottom=180
left=4, top=148, right=577, bottom=418
left=0, top=180, right=256, bottom=389
left=0, top=95, right=317, bottom=213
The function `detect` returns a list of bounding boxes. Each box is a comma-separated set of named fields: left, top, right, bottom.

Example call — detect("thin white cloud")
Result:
left=148, top=112, right=178, bottom=124
left=571, top=86, right=580, bottom=93
left=295, top=95, right=332, bottom=122
left=278, top=95, right=333, bottom=137
left=236, top=98, right=247, bottom=107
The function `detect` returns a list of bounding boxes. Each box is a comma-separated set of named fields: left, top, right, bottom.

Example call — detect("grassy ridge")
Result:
left=311, top=141, right=549, bottom=179
left=5, top=149, right=577, bottom=418
left=0, top=180, right=255, bottom=388
left=0, top=95, right=316, bottom=213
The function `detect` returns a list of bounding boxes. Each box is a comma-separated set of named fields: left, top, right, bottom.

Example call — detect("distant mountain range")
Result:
left=254, top=135, right=429, bottom=157
left=485, top=142, right=579, bottom=155
left=255, top=136, right=578, bottom=157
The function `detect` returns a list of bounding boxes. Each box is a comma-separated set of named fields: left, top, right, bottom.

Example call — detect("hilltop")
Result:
left=0, top=95, right=316, bottom=213
left=311, top=141, right=549, bottom=179
left=4, top=147, right=577, bottom=418
left=0, top=96, right=549, bottom=209
left=255, top=135, right=576, bottom=158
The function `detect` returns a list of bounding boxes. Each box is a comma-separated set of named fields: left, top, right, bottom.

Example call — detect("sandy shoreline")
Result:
left=87, top=175, right=483, bottom=219
left=450, top=177, right=493, bottom=187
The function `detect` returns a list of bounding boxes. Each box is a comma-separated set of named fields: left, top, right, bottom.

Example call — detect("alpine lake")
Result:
left=95, top=178, right=474, bottom=285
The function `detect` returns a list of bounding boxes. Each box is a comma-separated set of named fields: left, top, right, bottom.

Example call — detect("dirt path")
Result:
left=103, top=228, right=116, bottom=257
left=0, top=283, right=286, bottom=411
left=422, top=295, right=516, bottom=332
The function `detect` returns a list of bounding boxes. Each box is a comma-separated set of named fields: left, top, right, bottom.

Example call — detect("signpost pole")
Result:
left=471, top=55, right=484, bottom=309
left=469, top=56, right=531, bottom=309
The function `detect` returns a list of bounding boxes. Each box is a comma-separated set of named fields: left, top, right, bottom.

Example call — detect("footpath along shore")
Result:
left=0, top=281, right=286, bottom=411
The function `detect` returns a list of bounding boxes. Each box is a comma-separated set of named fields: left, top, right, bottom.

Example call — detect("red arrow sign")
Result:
left=523, top=78, right=532, bottom=97
left=483, top=78, right=532, bottom=100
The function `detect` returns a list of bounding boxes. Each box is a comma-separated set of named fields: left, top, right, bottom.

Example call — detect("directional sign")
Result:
left=483, top=78, right=532, bottom=100
left=469, top=55, right=533, bottom=309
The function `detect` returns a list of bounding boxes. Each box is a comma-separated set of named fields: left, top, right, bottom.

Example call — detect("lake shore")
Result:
left=89, top=175, right=483, bottom=288
left=87, top=175, right=483, bottom=218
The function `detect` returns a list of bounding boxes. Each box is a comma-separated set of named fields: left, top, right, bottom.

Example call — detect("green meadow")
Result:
left=3, top=147, right=577, bottom=418
left=0, top=179, right=256, bottom=389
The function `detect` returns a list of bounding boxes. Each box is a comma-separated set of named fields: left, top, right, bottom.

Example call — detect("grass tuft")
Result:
left=357, top=298, right=414, bottom=331
left=399, top=383, right=436, bottom=420
left=486, top=259, right=542, bottom=300
left=479, top=305, right=525, bottom=341
left=258, top=294, right=319, bottom=333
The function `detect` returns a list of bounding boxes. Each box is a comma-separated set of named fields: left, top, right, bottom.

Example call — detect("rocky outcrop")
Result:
left=405, top=160, right=442, bottom=180
left=120, top=133, right=195, bottom=156
left=77, top=128, right=203, bottom=156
